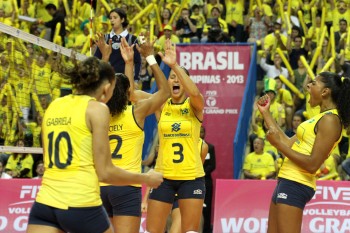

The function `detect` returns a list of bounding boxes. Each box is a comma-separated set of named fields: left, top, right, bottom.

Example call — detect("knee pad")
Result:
left=144, top=231, right=151, bottom=233
left=186, top=231, right=198, bottom=233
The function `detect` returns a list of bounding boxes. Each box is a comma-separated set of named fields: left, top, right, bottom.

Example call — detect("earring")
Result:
left=100, top=94, right=106, bottom=101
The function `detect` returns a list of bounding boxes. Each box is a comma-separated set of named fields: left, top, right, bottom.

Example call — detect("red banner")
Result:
left=213, top=179, right=350, bottom=233
left=2, top=180, right=350, bottom=232
left=176, top=44, right=251, bottom=180
left=0, top=179, right=40, bottom=232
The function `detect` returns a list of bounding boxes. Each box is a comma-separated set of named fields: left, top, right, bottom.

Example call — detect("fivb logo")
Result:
left=20, top=186, right=40, bottom=199
left=311, top=185, right=350, bottom=203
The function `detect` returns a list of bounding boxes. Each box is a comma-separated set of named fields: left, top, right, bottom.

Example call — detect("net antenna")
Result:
left=0, top=22, right=87, bottom=61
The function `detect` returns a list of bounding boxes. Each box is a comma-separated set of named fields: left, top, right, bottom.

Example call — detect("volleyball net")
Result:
left=0, top=22, right=88, bottom=148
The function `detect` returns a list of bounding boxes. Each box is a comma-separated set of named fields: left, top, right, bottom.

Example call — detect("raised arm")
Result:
left=128, top=35, right=171, bottom=124
left=257, top=94, right=296, bottom=147
left=95, top=33, right=112, bottom=62
left=159, top=41, right=204, bottom=120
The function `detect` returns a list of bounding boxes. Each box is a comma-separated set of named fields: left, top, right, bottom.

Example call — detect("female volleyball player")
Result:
left=95, top=33, right=170, bottom=233
left=257, top=72, right=350, bottom=233
left=26, top=56, right=163, bottom=233
left=144, top=41, right=206, bottom=233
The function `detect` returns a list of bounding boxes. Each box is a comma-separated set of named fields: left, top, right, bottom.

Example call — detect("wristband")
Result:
left=146, top=55, right=157, bottom=66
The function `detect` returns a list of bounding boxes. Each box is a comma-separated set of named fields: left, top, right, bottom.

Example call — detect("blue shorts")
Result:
left=272, top=178, right=315, bottom=209
left=28, top=202, right=110, bottom=233
left=149, top=178, right=205, bottom=204
left=100, top=186, right=141, bottom=217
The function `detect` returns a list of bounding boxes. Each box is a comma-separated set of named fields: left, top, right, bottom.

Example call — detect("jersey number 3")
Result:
left=172, top=143, right=184, bottom=163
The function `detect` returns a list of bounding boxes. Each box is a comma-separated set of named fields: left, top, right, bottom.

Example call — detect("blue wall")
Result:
left=233, top=44, right=257, bottom=179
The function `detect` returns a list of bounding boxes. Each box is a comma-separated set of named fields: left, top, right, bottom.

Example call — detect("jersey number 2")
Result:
left=47, top=131, right=73, bottom=169
left=109, top=135, right=123, bottom=159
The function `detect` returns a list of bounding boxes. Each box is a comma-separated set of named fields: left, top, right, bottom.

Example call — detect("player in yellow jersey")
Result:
left=144, top=40, right=205, bottom=233
left=167, top=137, right=208, bottom=233
left=141, top=133, right=208, bottom=233
left=95, top=33, right=170, bottom=233
left=26, top=57, right=163, bottom=233
left=257, top=72, right=350, bottom=233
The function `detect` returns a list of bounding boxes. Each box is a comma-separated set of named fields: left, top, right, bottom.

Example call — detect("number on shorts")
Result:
left=48, top=131, right=73, bottom=169
left=172, top=143, right=184, bottom=163
left=109, top=135, right=123, bottom=159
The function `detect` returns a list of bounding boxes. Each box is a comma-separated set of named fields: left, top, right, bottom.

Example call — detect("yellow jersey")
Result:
left=5, top=154, right=34, bottom=178
left=32, top=64, right=51, bottom=95
left=155, top=98, right=204, bottom=180
left=278, top=109, right=341, bottom=190
left=100, top=105, right=144, bottom=187
left=243, top=151, right=276, bottom=175
left=36, top=95, right=101, bottom=209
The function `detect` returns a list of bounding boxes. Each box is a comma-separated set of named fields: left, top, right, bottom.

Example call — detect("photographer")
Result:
left=200, top=7, right=230, bottom=43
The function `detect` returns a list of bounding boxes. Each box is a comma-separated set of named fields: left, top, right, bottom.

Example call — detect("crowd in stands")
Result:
left=1, top=0, right=350, bottom=183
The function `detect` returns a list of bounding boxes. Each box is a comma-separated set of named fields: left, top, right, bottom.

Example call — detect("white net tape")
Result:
left=0, top=22, right=87, bottom=61
left=0, top=146, right=43, bottom=154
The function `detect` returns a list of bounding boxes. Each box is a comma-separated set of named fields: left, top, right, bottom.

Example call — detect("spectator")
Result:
left=285, top=112, right=305, bottom=138
left=201, top=7, right=230, bottom=43
left=73, top=22, right=90, bottom=51
left=298, top=0, right=316, bottom=28
left=175, top=8, right=199, bottom=43
left=14, top=66, right=32, bottom=123
left=156, top=8, right=174, bottom=37
left=32, top=52, right=52, bottom=107
left=245, top=5, right=270, bottom=43
left=155, top=25, right=180, bottom=53
left=0, top=159, right=12, bottom=179
left=335, top=19, right=348, bottom=53
left=262, top=22, right=287, bottom=52
left=290, top=56, right=307, bottom=110
left=287, top=33, right=309, bottom=70
left=243, top=137, right=276, bottom=179
left=274, top=76, right=294, bottom=130
left=38, top=3, right=66, bottom=46
left=225, top=0, right=245, bottom=42
left=307, top=14, right=329, bottom=47
left=203, top=0, right=224, bottom=19
left=32, top=160, right=44, bottom=179
left=260, top=51, right=289, bottom=80
left=5, top=139, right=34, bottom=178
left=191, top=4, right=206, bottom=41
left=330, top=0, right=350, bottom=33
left=317, top=149, right=340, bottom=180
